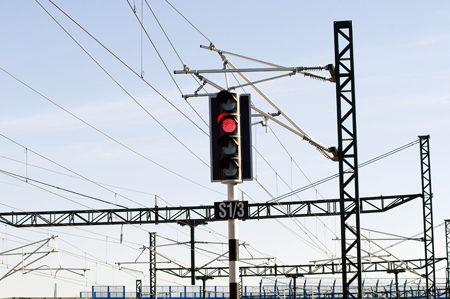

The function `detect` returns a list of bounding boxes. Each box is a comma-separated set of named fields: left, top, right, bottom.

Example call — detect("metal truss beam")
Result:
left=334, top=20, right=361, bottom=299
left=420, top=135, right=436, bottom=299
left=158, top=258, right=446, bottom=279
left=0, top=194, right=421, bottom=227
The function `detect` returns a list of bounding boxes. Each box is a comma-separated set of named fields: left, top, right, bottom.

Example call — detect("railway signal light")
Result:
left=210, top=91, right=252, bottom=183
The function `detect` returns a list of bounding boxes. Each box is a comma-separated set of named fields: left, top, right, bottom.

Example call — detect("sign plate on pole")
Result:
left=214, top=201, right=249, bottom=220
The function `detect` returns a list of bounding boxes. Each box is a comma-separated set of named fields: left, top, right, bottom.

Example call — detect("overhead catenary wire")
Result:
left=0, top=71, right=220, bottom=195
left=271, top=139, right=420, bottom=202
left=0, top=73, right=320, bottom=262
left=0, top=134, right=144, bottom=208
left=0, top=155, right=172, bottom=207
left=0, top=151, right=251, bottom=264
left=360, top=227, right=424, bottom=241
left=37, top=0, right=330, bottom=256
left=269, top=126, right=327, bottom=200
left=0, top=178, right=234, bottom=263
left=267, top=126, right=339, bottom=248
left=2, top=1, right=426, bottom=292
left=0, top=177, right=289, bottom=282
left=143, top=0, right=209, bottom=127
left=0, top=233, right=190, bottom=290
left=0, top=148, right=234, bottom=249
left=247, top=137, right=337, bottom=257
left=0, top=199, right=215, bottom=273
left=240, top=138, right=422, bottom=258
left=125, top=0, right=183, bottom=96
left=0, top=172, right=269, bottom=274
left=45, top=0, right=209, bottom=137
left=36, top=1, right=209, bottom=169
left=0, top=181, right=233, bottom=268
left=240, top=188, right=334, bottom=262
left=0, top=169, right=127, bottom=209
left=0, top=110, right=422, bottom=288
left=163, top=0, right=213, bottom=44
left=0, top=0, right=278, bottom=286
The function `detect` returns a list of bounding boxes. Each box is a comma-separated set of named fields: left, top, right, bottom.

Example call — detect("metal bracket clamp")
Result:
left=194, top=80, right=207, bottom=96
left=207, top=42, right=215, bottom=51
left=223, top=59, right=229, bottom=68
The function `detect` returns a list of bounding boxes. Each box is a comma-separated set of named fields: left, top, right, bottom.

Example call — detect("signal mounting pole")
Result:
left=228, top=182, right=239, bottom=299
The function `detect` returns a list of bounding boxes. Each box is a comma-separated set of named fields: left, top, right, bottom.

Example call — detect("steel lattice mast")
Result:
left=419, top=135, right=436, bottom=299
left=334, top=20, right=362, bottom=299
left=446, top=219, right=450, bottom=298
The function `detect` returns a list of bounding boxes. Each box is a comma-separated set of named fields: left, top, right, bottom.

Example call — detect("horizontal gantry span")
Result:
left=159, top=257, right=445, bottom=278
left=0, top=194, right=421, bottom=227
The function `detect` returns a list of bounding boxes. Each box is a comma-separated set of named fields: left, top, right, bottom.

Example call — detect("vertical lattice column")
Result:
left=446, top=220, right=450, bottom=298
left=419, top=135, right=435, bottom=299
left=240, top=270, right=243, bottom=298
left=334, top=20, right=362, bottom=299
left=150, top=232, right=157, bottom=299
left=191, top=224, right=196, bottom=285
left=136, top=279, right=142, bottom=299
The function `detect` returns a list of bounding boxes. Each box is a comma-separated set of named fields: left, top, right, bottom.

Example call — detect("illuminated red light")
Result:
left=222, top=118, right=236, bottom=133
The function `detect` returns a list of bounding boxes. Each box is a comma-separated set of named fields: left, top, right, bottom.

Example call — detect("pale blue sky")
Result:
left=0, top=1, right=449, bottom=297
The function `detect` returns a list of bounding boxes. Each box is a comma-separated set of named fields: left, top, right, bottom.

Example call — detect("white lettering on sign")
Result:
left=214, top=201, right=248, bottom=220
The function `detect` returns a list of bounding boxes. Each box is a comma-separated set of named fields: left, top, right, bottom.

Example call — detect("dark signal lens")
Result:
left=222, top=118, right=236, bottom=133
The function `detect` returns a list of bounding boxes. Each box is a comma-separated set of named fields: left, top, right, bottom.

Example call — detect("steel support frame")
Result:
left=445, top=220, right=450, bottom=298
left=0, top=194, right=421, bottom=227
left=334, top=20, right=362, bottom=299
left=181, top=220, right=207, bottom=286
left=286, top=274, right=303, bottom=299
left=149, top=232, right=156, bottom=299
left=136, top=279, right=142, bottom=299
left=419, top=135, right=436, bottom=299
left=158, top=257, right=446, bottom=279
left=191, top=224, right=195, bottom=286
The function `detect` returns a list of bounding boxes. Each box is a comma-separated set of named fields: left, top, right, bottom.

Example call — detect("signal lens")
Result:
left=217, top=113, right=229, bottom=124
left=224, top=140, right=237, bottom=155
left=224, top=162, right=238, bottom=176
left=222, top=118, right=236, bottom=133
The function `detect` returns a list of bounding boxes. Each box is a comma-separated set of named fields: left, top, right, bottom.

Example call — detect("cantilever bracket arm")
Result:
left=174, top=66, right=331, bottom=75
left=252, top=105, right=335, bottom=160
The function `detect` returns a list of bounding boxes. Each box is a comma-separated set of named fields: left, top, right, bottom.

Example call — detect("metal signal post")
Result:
left=228, top=183, right=240, bottom=299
